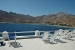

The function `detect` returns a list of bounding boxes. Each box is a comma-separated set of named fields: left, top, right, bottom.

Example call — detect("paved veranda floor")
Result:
left=0, top=37, right=75, bottom=50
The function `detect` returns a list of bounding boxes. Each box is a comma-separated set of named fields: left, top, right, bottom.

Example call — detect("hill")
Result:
left=0, top=10, right=75, bottom=27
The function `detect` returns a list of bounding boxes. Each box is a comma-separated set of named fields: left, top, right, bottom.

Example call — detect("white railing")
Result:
left=0, top=31, right=52, bottom=34
left=0, top=31, right=53, bottom=39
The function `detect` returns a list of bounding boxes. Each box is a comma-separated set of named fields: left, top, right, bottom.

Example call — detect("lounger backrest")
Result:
left=50, top=30, right=59, bottom=42
left=59, top=29, right=64, bottom=35
left=53, top=30, right=59, bottom=37
left=72, top=30, right=75, bottom=34
left=43, top=32, right=49, bottom=38
left=63, top=30, right=69, bottom=35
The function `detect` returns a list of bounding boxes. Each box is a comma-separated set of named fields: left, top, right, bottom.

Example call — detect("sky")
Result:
left=0, top=0, right=75, bottom=17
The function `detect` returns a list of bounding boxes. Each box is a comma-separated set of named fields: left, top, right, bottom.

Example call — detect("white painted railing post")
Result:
left=35, top=30, right=40, bottom=36
left=2, top=31, right=9, bottom=40
left=14, top=31, right=16, bottom=42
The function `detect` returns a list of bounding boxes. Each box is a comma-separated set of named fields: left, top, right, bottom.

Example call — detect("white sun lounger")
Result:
left=50, top=30, right=60, bottom=44
left=61, top=30, right=74, bottom=41
left=42, top=31, right=50, bottom=43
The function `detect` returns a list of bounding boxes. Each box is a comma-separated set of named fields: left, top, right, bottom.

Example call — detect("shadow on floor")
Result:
left=0, top=43, right=6, bottom=47
left=9, top=42, right=22, bottom=48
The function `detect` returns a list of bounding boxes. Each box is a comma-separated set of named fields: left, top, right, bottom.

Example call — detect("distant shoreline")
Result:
left=0, top=22, right=75, bottom=29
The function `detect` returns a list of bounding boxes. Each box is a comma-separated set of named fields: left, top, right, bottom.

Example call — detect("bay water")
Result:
left=0, top=23, right=74, bottom=36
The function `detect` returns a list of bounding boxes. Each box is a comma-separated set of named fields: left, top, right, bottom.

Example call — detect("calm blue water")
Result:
left=0, top=23, right=74, bottom=37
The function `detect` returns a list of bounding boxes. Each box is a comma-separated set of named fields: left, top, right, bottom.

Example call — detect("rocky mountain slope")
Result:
left=0, top=10, right=75, bottom=27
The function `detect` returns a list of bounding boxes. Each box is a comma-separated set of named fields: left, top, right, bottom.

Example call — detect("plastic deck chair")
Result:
left=9, top=33, right=15, bottom=40
left=71, top=29, right=75, bottom=37
left=72, top=29, right=75, bottom=34
left=61, top=30, right=73, bottom=40
left=59, top=30, right=68, bottom=39
left=50, top=30, right=59, bottom=44
left=8, top=33, right=15, bottom=44
left=64, top=29, right=74, bottom=40
left=49, top=30, right=67, bottom=44
left=62, top=30, right=69, bottom=36
left=58, top=29, right=66, bottom=39
left=42, top=31, right=51, bottom=44
left=58, top=29, right=64, bottom=36
left=72, top=29, right=75, bottom=36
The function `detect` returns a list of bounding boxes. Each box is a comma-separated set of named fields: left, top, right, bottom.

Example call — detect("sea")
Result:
left=0, top=23, right=74, bottom=37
